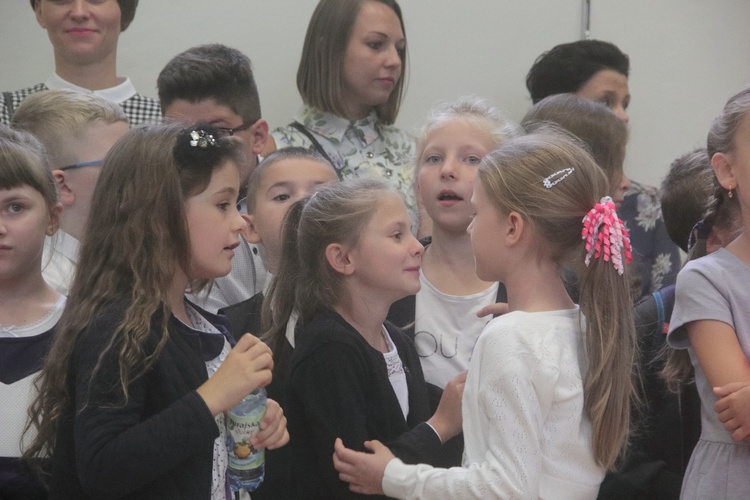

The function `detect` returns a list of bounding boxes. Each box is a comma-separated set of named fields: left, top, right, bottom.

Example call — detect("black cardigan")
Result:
left=49, top=301, right=229, bottom=500
left=284, top=308, right=441, bottom=500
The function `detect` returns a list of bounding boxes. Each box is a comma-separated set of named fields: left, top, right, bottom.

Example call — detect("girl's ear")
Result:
left=505, top=211, right=525, bottom=245
left=325, top=242, right=355, bottom=276
left=712, top=152, right=737, bottom=191
left=241, top=214, right=261, bottom=243
left=46, top=202, right=63, bottom=236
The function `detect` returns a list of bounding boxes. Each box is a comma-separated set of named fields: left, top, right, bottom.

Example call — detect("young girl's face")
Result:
left=340, top=1, right=405, bottom=119
left=184, top=160, right=246, bottom=280
left=0, top=185, right=59, bottom=281
left=417, top=121, right=496, bottom=234
left=467, top=180, right=507, bottom=282
left=346, top=192, right=423, bottom=303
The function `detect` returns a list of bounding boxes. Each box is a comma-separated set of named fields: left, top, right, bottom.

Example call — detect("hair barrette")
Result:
left=687, top=220, right=712, bottom=252
left=189, top=130, right=216, bottom=148
left=581, top=196, right=633, bottom=275
left=543, top=167, right=575, bottom=188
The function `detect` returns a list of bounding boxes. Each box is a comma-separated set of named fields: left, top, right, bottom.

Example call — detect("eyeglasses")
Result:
left=216, top=119, right=258, bottom=137
left=58, top=160, right=104, bottom=171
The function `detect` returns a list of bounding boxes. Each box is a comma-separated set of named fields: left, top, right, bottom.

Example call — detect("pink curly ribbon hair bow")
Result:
left=581, top=196, right=633, bottom=275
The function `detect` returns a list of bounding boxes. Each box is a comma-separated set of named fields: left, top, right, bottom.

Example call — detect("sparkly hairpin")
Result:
left=581, top=196, right=633, bottom=275
left=543, top=167, right=575, bottom=188
left=189, top=130, right=216, bottom=148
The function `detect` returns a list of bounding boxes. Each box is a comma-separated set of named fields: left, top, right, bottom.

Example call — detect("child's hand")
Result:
left=476, top=301, right=509, bottom=318
left=428, top=370, right=466, bottom=442
left=714, top=381, right=750, bottom=442
left=333, top=438, right=394, bottom=495
left=196, top=334, right=273, bottom=416
left=251, top=398, right=289, bottom=450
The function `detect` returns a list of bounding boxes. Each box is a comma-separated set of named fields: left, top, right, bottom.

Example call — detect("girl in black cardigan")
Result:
left=24, top=123, right=288, bottom=499
left=264, top=178, right=464, bottom=499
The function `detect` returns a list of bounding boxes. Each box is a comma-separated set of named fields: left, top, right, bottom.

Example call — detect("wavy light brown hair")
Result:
left=477, top=132, right=637, bottom=470
left=297, top=0, right=407, bottom=124
left=24, top=122, right=243, bottom=463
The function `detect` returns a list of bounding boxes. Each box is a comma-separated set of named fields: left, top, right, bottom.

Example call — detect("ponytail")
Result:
left=262, top=199, right=307, bottom=358
left=577, top=248, right=637, bottom=469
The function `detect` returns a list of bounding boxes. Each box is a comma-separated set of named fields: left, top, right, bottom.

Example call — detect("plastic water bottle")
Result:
left=226, top=387, right=267, bottom=493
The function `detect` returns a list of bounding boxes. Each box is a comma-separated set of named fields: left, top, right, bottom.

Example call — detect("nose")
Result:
left=410, top=234, right=424, bottom=256
left=619, top=172, right=632, bottom=193
left=613, top=105, right=629, bottom=123
left=440, top=157, right=458, bottom=180
left=385, top=44, right=402, bottom=71
left=69, top=0, right=91, bottom=19
left=232, top=209, right=247, bottom=233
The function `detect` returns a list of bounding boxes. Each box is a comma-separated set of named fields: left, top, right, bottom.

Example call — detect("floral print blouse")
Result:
left=619, top=180, right=682, bottom=298
left=272, top=105, right=417, bottom=224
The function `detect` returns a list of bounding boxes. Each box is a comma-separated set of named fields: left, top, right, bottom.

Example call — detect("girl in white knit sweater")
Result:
left=333, top=132, right=638, bottom=499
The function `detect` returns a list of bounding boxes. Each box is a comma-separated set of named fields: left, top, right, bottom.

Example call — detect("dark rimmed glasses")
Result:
left=58, top=160, right=104, bottom=171
left=216, top=119, right=259, bottom=138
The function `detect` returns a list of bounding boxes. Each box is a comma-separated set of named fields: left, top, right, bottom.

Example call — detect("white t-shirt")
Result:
left=414, top=270, right=498, bottom=388
left=42, top=230, right=79, bottom=296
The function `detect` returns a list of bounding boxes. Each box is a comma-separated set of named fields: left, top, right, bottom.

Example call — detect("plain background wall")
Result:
left=2, top=0, right=749, bottom=187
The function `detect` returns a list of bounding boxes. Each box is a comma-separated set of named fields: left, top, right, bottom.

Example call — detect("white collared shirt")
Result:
left=42, top=229, right=80, bottom=296
left=44, top=73, right=138, bottom=104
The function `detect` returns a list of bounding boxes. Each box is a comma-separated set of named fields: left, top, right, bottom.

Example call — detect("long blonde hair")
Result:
left=477, top=132, right=637, bottom=469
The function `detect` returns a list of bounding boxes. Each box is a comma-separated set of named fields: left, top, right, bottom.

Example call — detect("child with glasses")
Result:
left=158, top=44, right=271, bottom=313
left=12, top=89, right=128, bottom=295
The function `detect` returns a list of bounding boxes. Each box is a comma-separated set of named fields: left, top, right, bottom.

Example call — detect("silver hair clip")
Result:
left=542, top=167, right=575, bottom=189
left=189, top=130, right=216, bottom=148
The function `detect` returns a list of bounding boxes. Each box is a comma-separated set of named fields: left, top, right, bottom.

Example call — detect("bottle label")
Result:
left=226, top=410, right=265, bottom=470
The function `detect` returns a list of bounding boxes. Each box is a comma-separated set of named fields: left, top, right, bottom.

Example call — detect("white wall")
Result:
left=2, top=0, right=749, bottom=187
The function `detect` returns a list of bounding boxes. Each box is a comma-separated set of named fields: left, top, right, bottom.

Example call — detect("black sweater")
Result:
left=50, top=301, right=230, bottom=499
left=284, top=308, right=441, bottom=500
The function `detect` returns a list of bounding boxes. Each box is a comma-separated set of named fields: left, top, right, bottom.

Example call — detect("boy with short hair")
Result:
left=158, top=44, right=270, bottom=311
left=221, top=147, right=339, bottom=338
left=219, top=147, right=338, bottom=500
left=12, top=89, right=129, bottom=294
left=158, top=43, right=267, bottom=190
